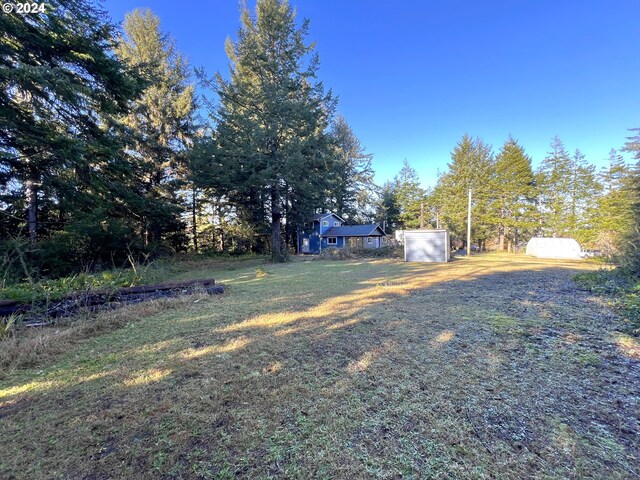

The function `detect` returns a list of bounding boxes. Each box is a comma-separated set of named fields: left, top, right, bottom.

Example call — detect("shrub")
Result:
left=575, top=268, right=640, bottom=335
left=1, top=267, right=149, bottom=304
left=316, top=245, right=401, bottom=261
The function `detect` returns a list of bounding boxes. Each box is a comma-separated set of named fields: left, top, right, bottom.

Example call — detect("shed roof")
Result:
left=323, top=225, right=385, bottom=237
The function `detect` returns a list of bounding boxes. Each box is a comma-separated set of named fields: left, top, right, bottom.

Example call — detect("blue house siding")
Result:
left=318, top=214, right=343, bottom=235
left=321, top=236, right=345, bottom=249
left=297, top=212, right=386, bottom=254
left=309, top=232, right=321, bottom=252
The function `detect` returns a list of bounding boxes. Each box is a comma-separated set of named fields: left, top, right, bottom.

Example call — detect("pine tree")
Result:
left=592, top=149, right=633, bottom=257
left=489, top=137, right=536, bottom=251
left=393, top=159, right=427, bottom=229
left=433, top=134, right=493, bottom=247
left=622, top=129, right=640, bottom=269
left=116, top=8, right=196, bottom=248
left=375, top=181, right=401, bottom=232
left=567, top=149, right=601, bottom=245
left=212, top=0, right=335, bottom=261
left=537, top=136, right=573, bottom=236
left=326, top=116, right=375, bottom=222
left=0, top=0, right=142, bottom=244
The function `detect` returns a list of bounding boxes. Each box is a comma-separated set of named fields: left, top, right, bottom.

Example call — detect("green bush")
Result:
left=316, top=245, right=401, bottom=261
left=0, top=268, right=148, bottom=304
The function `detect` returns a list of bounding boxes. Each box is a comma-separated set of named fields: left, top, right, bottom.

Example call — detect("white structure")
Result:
left=404, top=230, right=450, bottom=263
left=526, top=237, right=582, bottom=260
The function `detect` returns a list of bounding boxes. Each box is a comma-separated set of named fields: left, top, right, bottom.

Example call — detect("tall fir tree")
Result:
left=0, top=0, right=142, bottom=245
left=212, top=0, right=335, bottom=261
left=592, top=149, right=634, bottom=257
left=374, top=181, right=401, bottom=232
left=326, top=115, right=375, bottom=222
left=393, top=159, right=427, bottom=229
left=489, top=137, right=536, bottom=251
left=432, top=134, right=493, bottom=247
left=537, top=136, right=573, bottom=237
left=567, top=149, right=601, bottom=245
left=622, top=128, right=640, bottom=269
left=116, top=8, right=196, bottom=249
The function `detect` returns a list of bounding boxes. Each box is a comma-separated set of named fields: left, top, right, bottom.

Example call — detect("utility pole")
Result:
left=420, top=202, right=425, bottom=229
left=467, top=188, right=472, bottom=257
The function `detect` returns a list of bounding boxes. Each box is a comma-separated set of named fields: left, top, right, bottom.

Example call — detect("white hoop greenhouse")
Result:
left=525, top=237, right=582, bottom=260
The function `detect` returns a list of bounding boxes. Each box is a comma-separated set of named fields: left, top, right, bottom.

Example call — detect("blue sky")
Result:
left=105, top=0, right=640, bottom=188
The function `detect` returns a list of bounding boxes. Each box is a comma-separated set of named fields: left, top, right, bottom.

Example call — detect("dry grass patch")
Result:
left=0, top=291, right=218, bottom=374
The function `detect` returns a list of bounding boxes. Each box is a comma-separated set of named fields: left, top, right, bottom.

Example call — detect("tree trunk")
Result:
left=498, top=224, right=505, bottom=251
left=191, top=185, right=198, bottom=253
left=25, top=178, right=37, bottom=243
left=271, top=185, right=284, bottom=262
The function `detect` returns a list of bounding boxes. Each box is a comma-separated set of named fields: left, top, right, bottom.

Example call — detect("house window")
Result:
left=334, top=221, right=341, bottom=226
left=327, top=237, right=337, bottom=245
left=367, top=237, right=374, bottom=244
left=322, top=220, right=329, bottom=226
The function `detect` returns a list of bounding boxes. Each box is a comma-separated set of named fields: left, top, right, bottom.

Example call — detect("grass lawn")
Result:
left=1, top=253, right=638, bottom=479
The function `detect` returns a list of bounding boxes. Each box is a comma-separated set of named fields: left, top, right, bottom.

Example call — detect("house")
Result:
left=297, top=212, right=387, bottom=254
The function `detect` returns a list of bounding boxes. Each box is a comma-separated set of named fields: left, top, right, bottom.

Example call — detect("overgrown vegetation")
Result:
left=316, top=245, right=401, bottom=260
left=1, top=268, right=150, bottom=303
left=575, top=268, right=640, bottom=336
left=1, top=254, right=266, bottom=303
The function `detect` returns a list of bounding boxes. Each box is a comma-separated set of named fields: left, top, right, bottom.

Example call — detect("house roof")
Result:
left=323, top=225, right=386, bottom=237
left=309, top=212, right=345, bottom=222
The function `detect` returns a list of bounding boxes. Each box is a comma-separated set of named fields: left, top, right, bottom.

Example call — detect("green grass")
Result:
left=1, top=253, right=638, bottom=479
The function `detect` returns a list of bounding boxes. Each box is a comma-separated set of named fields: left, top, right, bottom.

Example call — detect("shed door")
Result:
left=405, top=232, right=447, bottom=262
left=302, top=238, right=310, bottom=253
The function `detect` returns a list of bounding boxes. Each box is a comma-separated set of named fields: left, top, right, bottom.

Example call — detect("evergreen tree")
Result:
left=567, top=149, right=601, bottom=245
left=592, top=149, right=634, bottom=257
left=489, top=137, right=536, bottom=250
left=537, top=136, right=573, bottom=236
left=622, top=129, right=640, bottom=269
left=374, top=181, right=401, bottom=232
left=0, top=0, right=142, bottom=245
left=326, top=115, right=375, bottom=222
left=432, top=134, right=493, bottom=247
left=212, top=0, right=335, bottom=261
left=116, top=8, right=196, bottom=248
left=393, top=159, right=427, bottom=229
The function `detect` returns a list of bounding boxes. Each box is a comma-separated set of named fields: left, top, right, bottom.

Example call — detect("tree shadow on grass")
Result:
left=1, top=257, right=638, bottom=479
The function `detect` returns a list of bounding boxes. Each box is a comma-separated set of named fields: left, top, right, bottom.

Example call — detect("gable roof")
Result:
left=323, top=225, right=386, bottom=237
left=310, top=212, right=345, bottom=222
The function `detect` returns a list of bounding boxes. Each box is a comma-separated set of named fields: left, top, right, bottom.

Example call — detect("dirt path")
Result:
left=1, top=254, right=638, bottom=479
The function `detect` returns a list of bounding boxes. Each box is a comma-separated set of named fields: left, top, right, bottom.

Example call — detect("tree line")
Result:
left=381, top=134, right=637, bottom=258
left=0, top=0, right=377, bottom=280
left=1, top=0, right=639, bottom=282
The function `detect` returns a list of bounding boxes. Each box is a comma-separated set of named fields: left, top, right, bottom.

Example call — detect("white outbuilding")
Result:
left=404, top=230, right=450, bottom=263
left=525, top=237, right=582, bottom=260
